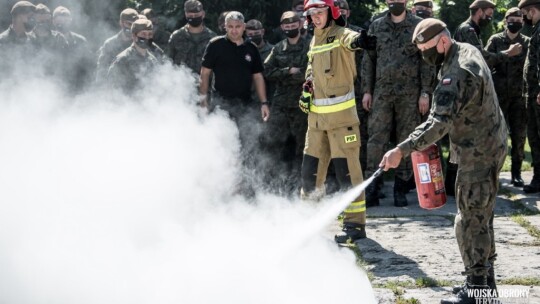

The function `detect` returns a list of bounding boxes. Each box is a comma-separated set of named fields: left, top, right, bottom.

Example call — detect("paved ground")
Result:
left=337, top=171, right=540, bottom=304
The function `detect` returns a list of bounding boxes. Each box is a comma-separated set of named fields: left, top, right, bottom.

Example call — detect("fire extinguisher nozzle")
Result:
left=372, top=168, right=384, bottom=179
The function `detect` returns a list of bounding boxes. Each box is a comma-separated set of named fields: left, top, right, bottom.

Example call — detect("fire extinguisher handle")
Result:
left=372, top=168, right=384, bottom=179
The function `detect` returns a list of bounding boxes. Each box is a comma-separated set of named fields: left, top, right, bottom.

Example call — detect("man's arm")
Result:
left=253, top=72, right=270, bottom=121
left=199, top=66, right=212, bottom=108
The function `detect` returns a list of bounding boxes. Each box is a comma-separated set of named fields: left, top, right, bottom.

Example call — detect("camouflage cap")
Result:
left=184, top=0, right=203, bottom=13
left=11, top=1, right=36, bottom=16
left=53, top=6, right=71, bottom=18
left=469, top=0, right=496, bottom=9
left=142, top=8, right=154, bottom=19
left=281, top=11, right=301, bottom=24
left=292, top=0, right=304, bottom=8
left=35, top=4, right=51, bottom=15
left=246, top=19, right=263, bottom=30
left=413, top=0, right=433, bottom=8
left=336, top=0, right=349, bottom=10
left=120, top=8, right=139, bottom=22
left=131, top=18, right=153, bottom=35
left=518, top=0, right=540, bottom=9
left=412, top=18, right=447, bottom=44
left=505, top=7, right=523, bottom=18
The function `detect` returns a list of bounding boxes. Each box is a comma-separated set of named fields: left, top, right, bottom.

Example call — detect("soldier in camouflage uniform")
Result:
left=454, top=0, right=523, bottom=67
left=167, top=0, right=216, bottom=74
left=246, top=19, right=275, bottom=105
left=96, top=8, right=139, bottom=83
left=141, top=8, right=170, bottom=51
left=107, top=19, right=158, bottom=93
left=486, top=7, right=529, bottom=188
left=520, top=0, right=540, bottom=193
left=263, top=11, right=309, bottom=195
left=411, top=0, right=433, bottom=19
left=52, top=6, right=93, bottom=92
left=361, top=0, right=435, bottom=207
left=0, top=1, right=36, bottom=52
left=381, top=19, right=507, bottom=304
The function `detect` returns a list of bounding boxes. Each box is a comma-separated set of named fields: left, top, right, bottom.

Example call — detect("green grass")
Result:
left=396, top=298, right=421, bottom=304
left=499, top=277, right=540, bottom=286
left=511, top=214, right=540, bottom=243
left=501, top=138, right=532, bottom=172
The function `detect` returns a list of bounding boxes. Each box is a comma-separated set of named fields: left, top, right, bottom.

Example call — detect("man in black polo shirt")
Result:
left=199, top=11, right=270, bottom=122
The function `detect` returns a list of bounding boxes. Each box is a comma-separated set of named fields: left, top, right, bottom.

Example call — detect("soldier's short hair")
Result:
left=11, top=1, right=36, bottom=17
left=225, top=11, right=244, bottom=25
left=35, top=3, right=51, bottom=15
left=53, top=6, right=71, bottom=18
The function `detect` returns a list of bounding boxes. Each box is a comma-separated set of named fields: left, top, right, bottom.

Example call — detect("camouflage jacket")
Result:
left=32, top=30, right=68, bottom=52
left=454, top=18, right=507, bottom=68
left=523, top=22, right=540, bottom=98
left=167, top=25, right=216, bottom=73
left=96, top=31, right=132, bottom=82
left=347, top=23, right=364, bottom=99
left=107, top=45, right=158, bottom=92
left=485, top=30, right=529, bottom=99
left=263, top=36, right=309, bottom=108
left=0, top=26, right=35, bottom=47
left=398, top=42, right=507, bottom=180
left=152, top=27, right=171, bottom=51
left=362, top=11, right=434, bottom=96
left=258, top=41, right=274, bottom=62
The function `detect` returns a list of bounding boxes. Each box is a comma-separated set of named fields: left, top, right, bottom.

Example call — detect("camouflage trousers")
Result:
left=357, top=104, right=369, bottom=178
left=527, top=97, right=540, bottom=175
left=455, top=159, right=504, bottom=276
left=301, top=122, right=366, bottom=225
left=500, top=96, right=527, bottom=164
left=260, top=105, right=308, bottom=194
left=366, top=93, right=420, bottom=180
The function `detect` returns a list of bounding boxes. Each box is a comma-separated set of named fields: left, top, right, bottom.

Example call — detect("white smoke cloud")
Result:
left=0, top=58, right=375, bottom=303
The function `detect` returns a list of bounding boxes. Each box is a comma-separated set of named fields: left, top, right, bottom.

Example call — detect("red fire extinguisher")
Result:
left=411, top=144, right=447, bottom=209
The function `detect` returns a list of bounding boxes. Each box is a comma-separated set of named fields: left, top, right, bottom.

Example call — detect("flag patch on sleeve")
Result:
left=442, top=78, right=452, bottom=85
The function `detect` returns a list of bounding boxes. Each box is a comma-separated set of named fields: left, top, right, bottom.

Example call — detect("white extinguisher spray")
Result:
left=411, top=144, right=447, bottom=209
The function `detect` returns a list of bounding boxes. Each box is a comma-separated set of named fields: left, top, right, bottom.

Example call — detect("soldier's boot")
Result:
left=511, top=161, right=525, bottom=187
left=451, top=276, right=470, bottom=295
left=445, top=163, right=458, bottom=197
left=524, top=167, right=540, bottom=193
left=441, top=275, right=489, bottom=304
left=334, top=223, right=366, bottom=244
left=366, top=181, right=380, bottom=208
left=393, top=177, right=408, bottom=207
left=452, top=267, right=496, bottom=294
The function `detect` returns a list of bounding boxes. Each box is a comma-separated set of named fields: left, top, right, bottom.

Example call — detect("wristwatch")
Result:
left=421, top=92, right=430, bottom=98
left=261, top=101, right=269, bottom=106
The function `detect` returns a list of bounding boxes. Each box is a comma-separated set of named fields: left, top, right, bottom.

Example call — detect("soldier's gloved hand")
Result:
left=299, top=79, right=313, bottom=114
left=352, top=30, right=377, bottom=50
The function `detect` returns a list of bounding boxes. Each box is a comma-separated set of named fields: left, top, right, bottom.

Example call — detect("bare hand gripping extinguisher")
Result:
left=411, top=144, right=447, bottom=209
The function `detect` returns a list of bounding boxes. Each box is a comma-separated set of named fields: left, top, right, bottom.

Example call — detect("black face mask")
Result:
left=123, top=27, right=131, bottom=36
left=507, top=22, right=523, bottom=34
left=479, top=15, right=492, bottom=28
left=388, top=3, right=406, bottom=16
left=415, top=10, right=432, bottom=19
left=35, top=22, right=51, bottom=32
left=524, top=14, right=533, bottom=27
left=24, top=18, right=35, bottom=31
left=422, top=43, right=445, bottom=66
left=55, top=23, right=69, bottom=33
left=249, top=35, right=263, bottom=45
left=284, top=28, right=299, bottom=38
left=135, top=37, right=151, bottom=49
left=187, top=16, right=203, bottom=27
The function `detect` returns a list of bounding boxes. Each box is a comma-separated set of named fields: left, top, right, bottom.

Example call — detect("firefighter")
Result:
left=299, top=0, right=375, bottom=243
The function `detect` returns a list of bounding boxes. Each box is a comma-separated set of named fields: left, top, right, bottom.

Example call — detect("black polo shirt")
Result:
left=201, top=35, right=264, bottom=102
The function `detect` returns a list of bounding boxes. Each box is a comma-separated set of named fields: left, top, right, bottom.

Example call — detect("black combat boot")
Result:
left=366, top=181, right=380, bottom=207
left=511, top=161, right=524, bottom=187
left=442, top=275, right=490, bottom=304
left=334, top=223, right=366, bottom=244
left=524, top=168, right=540, bottom=193
left=393, top=177, right=408, bottom=207
left=453, top=266, right=497, bottom=294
